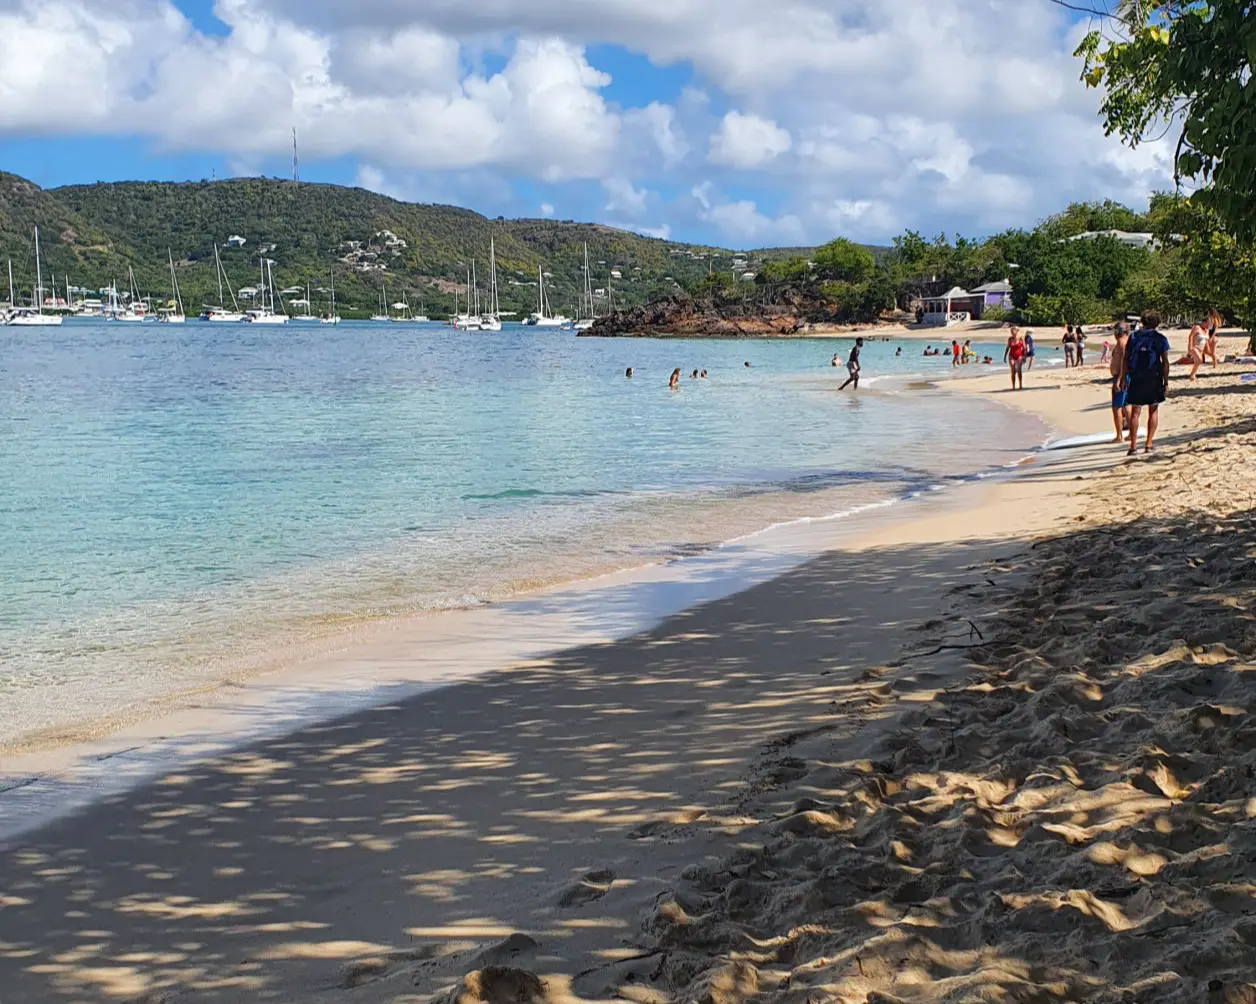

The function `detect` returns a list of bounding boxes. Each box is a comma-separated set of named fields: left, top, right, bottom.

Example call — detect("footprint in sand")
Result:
left=557, top=868, right=617, bottom=907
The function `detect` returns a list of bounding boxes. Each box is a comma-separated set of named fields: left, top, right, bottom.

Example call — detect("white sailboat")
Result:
left=321, top=271, right=341, bottom=324
left=479, top=238, right=502, bottom=331
left=371, top=282, right=391, bottom=322
left=7, top=228, right=63, bottom=326
left=452, top=264, right=481, bottom=330
left=523, top=266, right=568, bottom=327
left=246, top=257, right=288, bottom=324
left=289, top=281, right=321, bottom=323
left=160, top=250, right=186, bottom=323
left=201, top=244, right=246, bottom=322
left=572, top=243, right=596, bottom=331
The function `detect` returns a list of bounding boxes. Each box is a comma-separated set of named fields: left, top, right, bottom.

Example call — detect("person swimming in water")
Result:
left=700, top=369, right=707, bottom=378
left=744, top=361, right=751, bottom=368
left=831, top=353, right=841, bottom=367
left=625, top=367, right=633, bottom=378
left=669, top=368, right=680, bottom=389
left=691, top=369, right=699, bottom=379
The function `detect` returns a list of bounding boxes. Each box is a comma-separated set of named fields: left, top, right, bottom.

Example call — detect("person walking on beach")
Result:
left=1109, top=322, right=1131, bottom=443
left=669, top=368, right=681, bottom=389
left=1004, top=326, right=1026, bottom=390
left=839, top=337, right=863, bottom=390
left=1064, top=326, right=1076, bottom=367
left=1119, top=309, right=1171, bottom=455
left=1024, top=329, right=1036, bottom=370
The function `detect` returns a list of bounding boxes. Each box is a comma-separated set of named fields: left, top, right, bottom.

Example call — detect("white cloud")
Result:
left=601, top=176, right=649, bottom=216
left=540, top=202, right=555, bottom=217
left=0, top=0, right=1171, bottom=245
left=708, top=111, right=791, bottom=169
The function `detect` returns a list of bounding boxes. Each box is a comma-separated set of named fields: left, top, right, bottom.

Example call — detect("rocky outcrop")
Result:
left=580, top=288, right=830, bottom=338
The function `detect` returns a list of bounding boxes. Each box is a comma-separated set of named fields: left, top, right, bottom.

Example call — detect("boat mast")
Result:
left=33, top=227, right=44, bottom=315
left=330, top=270, right=336, bottom=317
left=7, top=259, right=14, bottom=309
left=537, top=266, right=544, bottom=319
left=472, top=260, right=478, bottom=316
left=489, top=238, right=499, bottom=317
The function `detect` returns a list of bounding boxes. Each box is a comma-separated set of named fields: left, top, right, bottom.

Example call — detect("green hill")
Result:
left=0, top=175, right=745, bottom=317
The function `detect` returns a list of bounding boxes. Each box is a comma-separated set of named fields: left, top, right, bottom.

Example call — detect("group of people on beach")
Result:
left=1063, top=324, right=1087, bottom=366
left=1185, top=310, right=1222, bottom=380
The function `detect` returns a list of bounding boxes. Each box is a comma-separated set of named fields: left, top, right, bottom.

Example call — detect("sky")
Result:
left=0, top=0, right=1169, bottom=248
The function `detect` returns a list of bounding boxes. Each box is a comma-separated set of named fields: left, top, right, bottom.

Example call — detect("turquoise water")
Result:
left=0, top=321, right=1040, bottom=746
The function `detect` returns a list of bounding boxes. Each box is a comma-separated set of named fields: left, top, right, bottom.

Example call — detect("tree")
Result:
left=1075, top=1, right=1256, bottom=239
left=812, top=238, right=875, bottom=283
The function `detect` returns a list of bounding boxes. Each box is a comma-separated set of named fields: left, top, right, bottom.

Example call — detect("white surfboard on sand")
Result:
left=1045, top=428, right=1147, bottom=450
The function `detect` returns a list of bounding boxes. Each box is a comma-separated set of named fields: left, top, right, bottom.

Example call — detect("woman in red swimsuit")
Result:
left=1004, top=326, right=1026, bottom=390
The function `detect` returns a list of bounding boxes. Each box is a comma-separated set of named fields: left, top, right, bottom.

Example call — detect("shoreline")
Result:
left=0, top=364, right=1039, bottom=765
left=4, top=342, right=1254, bottom=1002
left=0, top=388, right=1047, bottom=841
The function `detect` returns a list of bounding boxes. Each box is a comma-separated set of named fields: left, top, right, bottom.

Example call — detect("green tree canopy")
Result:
left=812, top=238, right=875, bottom=283
left=1076, top=1, right=1256, bottom=239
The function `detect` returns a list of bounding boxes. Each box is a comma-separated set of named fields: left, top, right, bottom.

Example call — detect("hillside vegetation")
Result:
left=2, top=173, right=794, bottom=317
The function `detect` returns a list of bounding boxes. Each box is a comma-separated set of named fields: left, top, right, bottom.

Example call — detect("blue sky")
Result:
left=0, top=0, right=1161, bottom=248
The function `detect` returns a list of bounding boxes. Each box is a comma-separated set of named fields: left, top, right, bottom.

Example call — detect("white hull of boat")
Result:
left=247, top=314, right=289, bottom=325
left=161, top=314, right=186, bottom=324
left=572, top=319, right=595, bottom=331
left=108, top=313, right=148, bottom=323
left=289, top=316, right=322, bottom=324
left=479, top=316, right=502, bottom=331
left=201, top=311, right=246, bottom=323
left=6, top=313, right=63, bottom=326
left=525, top=316, right=567, bottom=328
left=320, top=316, right=342, bottom=325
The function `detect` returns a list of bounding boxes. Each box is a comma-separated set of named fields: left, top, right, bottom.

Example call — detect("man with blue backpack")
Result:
left=1118, top=309, right=1172, bottom=455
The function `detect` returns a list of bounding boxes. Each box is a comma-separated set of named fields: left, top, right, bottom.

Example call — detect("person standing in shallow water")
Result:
left=839, top=337, right=863, bottom=390
left=668, top=368, right=680, bottom=389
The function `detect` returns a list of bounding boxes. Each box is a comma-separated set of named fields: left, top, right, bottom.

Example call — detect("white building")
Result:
left=1063, top=230, right=1156, bottom=249
left=225, top=235, right=247, bottom=248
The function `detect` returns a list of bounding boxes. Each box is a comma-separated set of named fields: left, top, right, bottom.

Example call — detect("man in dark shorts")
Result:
left=840, top=337, right=863, bottom=390
left=1118, top=309, right=1171, bottom=455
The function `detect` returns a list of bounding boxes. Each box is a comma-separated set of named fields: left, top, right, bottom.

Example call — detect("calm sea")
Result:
left=1, top=321, right=1041, bottom=748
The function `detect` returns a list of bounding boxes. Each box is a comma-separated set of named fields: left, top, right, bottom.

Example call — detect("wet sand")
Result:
left=3, top=344, right=1256, bottom=1002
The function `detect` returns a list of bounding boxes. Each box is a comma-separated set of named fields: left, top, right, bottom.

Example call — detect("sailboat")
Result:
left=572, top=243, right=596, bottom=331
left=371, top=283, right=391, bottom=322
left=290, top=281, right=320, bottom=324
left=452, top=264, right=481, bottom=330
left=201, top=245, right=246, bottom=322
left=246, top=256, right=288, bottom=324
left=160, top=250, right=186, bottom=323
left=523, top=266, right=569, bottom=327
left=479, top=238, right=502, bottom=331
left=321, top=271, right=341, bottom=324
left=7, top=228, right=63, bottom=326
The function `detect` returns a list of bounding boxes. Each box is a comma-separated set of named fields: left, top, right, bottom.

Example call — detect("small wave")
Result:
left=462, top=487, right=609, bottom=501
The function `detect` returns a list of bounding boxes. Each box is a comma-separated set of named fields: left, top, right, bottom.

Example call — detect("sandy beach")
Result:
left=3, top=338, right=1256, bottom=1003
